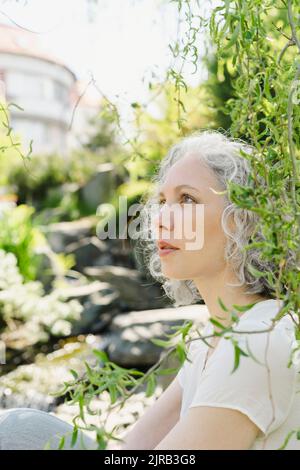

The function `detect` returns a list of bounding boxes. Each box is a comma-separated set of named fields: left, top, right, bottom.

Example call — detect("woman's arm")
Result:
left=154, top=405, right=260, bottom=450
left=115, top=376, right=182, bottom=450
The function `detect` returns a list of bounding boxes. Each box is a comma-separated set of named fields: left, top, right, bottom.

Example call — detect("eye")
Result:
left=181, top=193, right=196, bottom=204
left=157, top=193, right=197, bottom=205
left=158, top=198, right=166, bottom=206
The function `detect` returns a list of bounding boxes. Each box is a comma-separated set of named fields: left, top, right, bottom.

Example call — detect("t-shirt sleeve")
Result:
left=187, top=319, right=298, bottom=436
left=175, top=339, right=196, bottom=388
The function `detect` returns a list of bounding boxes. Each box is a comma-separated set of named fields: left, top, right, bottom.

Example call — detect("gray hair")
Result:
left=136, top=129, right=279, bottom=307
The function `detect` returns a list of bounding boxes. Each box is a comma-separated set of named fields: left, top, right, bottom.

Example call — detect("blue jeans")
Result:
left=0, top=408, right=98, bottom=450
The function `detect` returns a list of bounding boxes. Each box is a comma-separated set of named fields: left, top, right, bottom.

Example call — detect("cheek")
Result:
left=202, top=208, right=228, bottom=261
left=185, top=205, right=226, bottom=256
left=179, top=205, right=224, bottom=249
left=185, top=205, right=205, bottom=250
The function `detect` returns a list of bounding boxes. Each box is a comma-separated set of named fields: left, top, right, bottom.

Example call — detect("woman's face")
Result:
left=153, top=152, right=230, bottom=281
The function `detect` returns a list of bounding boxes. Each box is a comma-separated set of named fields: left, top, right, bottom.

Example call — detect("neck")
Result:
left=193, top=267, right=271, bottom=332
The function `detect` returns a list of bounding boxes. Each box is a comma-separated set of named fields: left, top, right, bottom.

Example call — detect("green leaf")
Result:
left=150, top=338, right=173, bottom=348
left=209, top=317, right=226, bottom=330
left=217, top=296, right=229, bottom=312
left=70, top=369, right=78, bottom=379
left=231, top=342, right=249, bottom=374
left=247, top=265, right=266, bottom=278
left=78, top=395, right=85, bottom=422
left=176, top=342, right=187, bottom=364
left=169, top=320, right=193, bottom=339
left=145, top=374, right=156, bottom=397
left=177, top=99, right=186, bottom=112
left=230, top=310, right=240, bottom=323
left=71, top=428, right=78, bottom=448
left=108, top=385, right=118, bottom=404
left=244, top=30, right=253, bottom=41
left=93, top=349, right=109, bottom=363
left=58, top=435, right=65, bottom=450
left=156, top=367, right=181, bottom=376
left=232, top=301, right=257, bottom=312
left=223, top=22, right=240, bottom=50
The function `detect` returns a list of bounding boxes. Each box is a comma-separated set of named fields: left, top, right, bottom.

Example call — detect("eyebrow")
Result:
left=158, top=184, right=200, bottom=197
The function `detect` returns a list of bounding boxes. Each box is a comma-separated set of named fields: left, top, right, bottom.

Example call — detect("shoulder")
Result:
left=188, top=303, right=298, bottom=436
left=231, top=300, right=297, bottom=362
left=186, top=300, right=297, bottom=376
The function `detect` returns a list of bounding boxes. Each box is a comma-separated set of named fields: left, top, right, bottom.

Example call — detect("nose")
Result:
left=153, top=202, right=175, bottom=237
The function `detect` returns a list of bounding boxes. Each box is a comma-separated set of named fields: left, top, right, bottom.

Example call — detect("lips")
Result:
left=157, top=240, right=180, bottom=250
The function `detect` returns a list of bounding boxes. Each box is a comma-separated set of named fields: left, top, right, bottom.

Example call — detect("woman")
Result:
left=120, top=129, right=300, bottom=450
left=0, top=130, right=299, bottom=450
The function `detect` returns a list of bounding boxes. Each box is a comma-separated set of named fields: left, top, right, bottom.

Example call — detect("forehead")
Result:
left=161, top=153, right=219, bottom=191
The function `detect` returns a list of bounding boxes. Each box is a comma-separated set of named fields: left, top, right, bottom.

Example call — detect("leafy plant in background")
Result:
left=0, top=99, right=128, bottom=223
left=0, top=87, right=83, bottom=351
left=0, top=249, right=82, bottom=340
left=0, top=150, right=108, bottom=209
left=208, top=0, right=300, bottom=311
left=0, top=204, right=45, bottom=281
left=0, top=204, right=75, bottom=283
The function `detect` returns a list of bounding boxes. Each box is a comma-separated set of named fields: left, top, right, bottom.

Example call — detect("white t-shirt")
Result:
left=176, top=299, right=300, bottom=450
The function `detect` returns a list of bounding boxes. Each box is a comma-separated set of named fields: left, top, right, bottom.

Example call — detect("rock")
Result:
left=79, top=163, right=116, bottom=212
left=71, top=309, right=115, bottom=335
left=106, top=238, right=136, bottom=269
left=0, top=335, right=106, bottom=411
left=65, top=236, right=113, bottom=271
left=106, top=304, right=209, bottom=368
left=71, top=295, right=120, bottom=335
left=56, top=280, right=121, bottom=335
left=83, top=265, right=170, bottom=311
left=46, top=217, right=97, bottom=253
left=56, top=279, right=114, bottom=303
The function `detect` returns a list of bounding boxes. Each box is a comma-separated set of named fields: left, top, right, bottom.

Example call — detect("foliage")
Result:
left=202, top=53, right=234, bottom=131
left=0, top=100, right=128, bottom=222
left=208, top=0, right=300, bottom=313
left=82, top=99, right=120, bottom=152
left=0, top=149, right=102, bottom=201
left=0, top=249, right=82, bottom=339
left=0, top=204, right=74, bottom=282
left=0, top=204, right=42, bottom=281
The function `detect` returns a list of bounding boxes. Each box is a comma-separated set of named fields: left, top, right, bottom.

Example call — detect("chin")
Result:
left=161, top=267, right=189, bottom=280
left=161, top=268, right=179, bottom=279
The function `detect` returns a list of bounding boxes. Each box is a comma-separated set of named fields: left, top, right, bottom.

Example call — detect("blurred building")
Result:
left=0, top=23, right=99, bottom=155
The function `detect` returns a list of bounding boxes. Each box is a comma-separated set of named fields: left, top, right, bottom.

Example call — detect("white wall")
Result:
left=0, top=52, right=75, bottom=155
